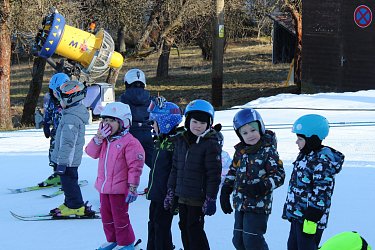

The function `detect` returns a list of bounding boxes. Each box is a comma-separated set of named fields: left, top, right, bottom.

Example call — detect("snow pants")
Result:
left=287, top=220, right=324, bottom=250
left=232, top=211, right=269, bottom=250
left=60, top=167, right=84, bottom=209
left=178, top=204, right=209, bottom=250
left=147, top=201, right=174, bottom=250
left=100, top=193, right=135, bottom=246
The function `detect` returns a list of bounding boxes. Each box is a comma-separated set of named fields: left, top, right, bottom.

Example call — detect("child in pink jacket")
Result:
left=85, top=102, right=145, bottom=250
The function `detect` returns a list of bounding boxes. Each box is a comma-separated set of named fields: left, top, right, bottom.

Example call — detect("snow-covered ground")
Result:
left=0, top=90, right=374, bottom=249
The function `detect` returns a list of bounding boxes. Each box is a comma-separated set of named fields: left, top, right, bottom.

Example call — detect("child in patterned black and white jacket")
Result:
left=220, top=108, right=285, bottom=250
left=282, top=114, right=345, bottom=250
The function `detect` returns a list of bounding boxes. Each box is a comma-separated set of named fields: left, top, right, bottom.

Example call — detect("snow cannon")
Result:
left=34, top=11, right=123, bottom=78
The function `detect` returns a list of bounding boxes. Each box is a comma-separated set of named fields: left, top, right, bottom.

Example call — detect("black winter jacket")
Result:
left=167, top=129, right=222, bottom=205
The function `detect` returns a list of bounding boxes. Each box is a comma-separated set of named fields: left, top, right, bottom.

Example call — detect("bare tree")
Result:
left=0, top=0, right=12, bottom=130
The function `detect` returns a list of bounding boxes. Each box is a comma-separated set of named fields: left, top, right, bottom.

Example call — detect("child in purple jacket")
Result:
left=85, top=102, right=145, bottom=250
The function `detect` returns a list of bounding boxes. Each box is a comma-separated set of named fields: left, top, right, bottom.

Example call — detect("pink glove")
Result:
left=93, top=122, right=112, bottom=144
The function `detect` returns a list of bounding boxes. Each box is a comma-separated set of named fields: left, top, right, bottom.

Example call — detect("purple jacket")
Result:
left=85, top=133, right=145, bottom=194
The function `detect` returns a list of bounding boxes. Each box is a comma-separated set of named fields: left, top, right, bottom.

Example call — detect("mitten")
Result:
left=54, top=165, right=67, bottom=175
left=125, top=185, right=138, bottom=203
left=220, top=184, right=233, bottom=214
left=94, top=122, right=112, bottom=144
left=43, top=123, right=51, bottom=138
left=303, top=207, right=324, bottom=235
left=202, top=196, right=217, bottom=216
left=240, top=181, right=268, bottom=198
left=164, top=188, right=175, bottom=211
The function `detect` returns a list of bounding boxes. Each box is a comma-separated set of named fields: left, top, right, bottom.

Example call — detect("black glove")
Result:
left=240, top=181, right=268, bottom=198
left=303, top=206, right=324, bottom=235
left=43, top=123, right=51, bottom=138
left=220, top=185, right=233, bottom=214
left=55, top=165, right=67, bottom=175
left=304, top=206, right=324, bottom=223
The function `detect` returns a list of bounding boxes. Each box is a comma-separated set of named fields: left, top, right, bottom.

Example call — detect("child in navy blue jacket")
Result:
left=120, top=68, right=154, bottom=168
left=146, top=100, right=183, bottom=250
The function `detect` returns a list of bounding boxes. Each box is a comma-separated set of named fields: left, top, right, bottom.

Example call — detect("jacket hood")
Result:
left=63, top=103, right=90, bottom=125
left=318, top=146, right=345, bottom=174
left=122, top=88, right=150, bottom=106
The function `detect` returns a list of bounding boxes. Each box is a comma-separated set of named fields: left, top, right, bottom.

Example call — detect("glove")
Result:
left=125, top=185, right=138, bottom=203
left=99, top=123, right=112, bottom=138
left=43, top=123, right=51, bottom=138
left=94, top=122, right=112, bottom=144
left=220, top=184, right=233, bottom=214
left=303, top=207, right=324, bottom=235
left=240, top=181, right=268, bottom=198
left=202, top=196, right=216, bottom=216
left=164, top=188, right=175, bottom=211
left=54, top=165, right=67, bottom=175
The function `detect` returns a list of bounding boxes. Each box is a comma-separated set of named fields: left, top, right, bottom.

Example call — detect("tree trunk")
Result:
left=285, top=1, right=302, bottom=92
left=0, top=0, right=12, bottom=130
left=156, top=39, right=171, bottom=78
left=117, top=25, right=127, bottom=56
left=20, top=57, right=46, bottom=126
left=106, top=65, right=122, bottom=88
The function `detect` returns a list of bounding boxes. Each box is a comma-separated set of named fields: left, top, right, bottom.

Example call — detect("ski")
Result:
left=8, top=180, right=88, bottom=194
left=42, top=180, right=89, bottom=198
left=10, top=211, right=101, bottom=221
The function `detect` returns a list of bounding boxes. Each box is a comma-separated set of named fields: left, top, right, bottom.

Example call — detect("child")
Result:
left=282, top=114, right=344, bottom=250
left=120, top=68, right=154, bottom=168
left=146, top=100, right=183, bottom=250
left=38, top=73, right=69, bottom=187
left=85, top=102, right=145, bottom=250
left=220, top=108, right=285, bottom=250
left=164, top=99, right=222, bottom=250
left=49, top=80, right=93, bottom=217
left=216, top=131, right=233, bottom=185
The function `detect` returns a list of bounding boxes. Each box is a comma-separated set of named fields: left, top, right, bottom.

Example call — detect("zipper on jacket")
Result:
left=147, top=149, right=160, bottom=199
left=101, top=141, right=111, bottom=193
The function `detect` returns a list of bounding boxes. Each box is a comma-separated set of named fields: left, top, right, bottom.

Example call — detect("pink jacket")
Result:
left=85, top=133, right=145, bottom=194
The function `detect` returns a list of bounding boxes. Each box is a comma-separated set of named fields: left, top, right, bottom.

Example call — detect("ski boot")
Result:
left=38, top=173, right=61, bottom=187
left=53, top=201, right=96, bottom=218
left=112, top=243, right=135, bottom=250
left=49, top=204, right=67, bottom=215
left=97, top=242, right=117, bottom=250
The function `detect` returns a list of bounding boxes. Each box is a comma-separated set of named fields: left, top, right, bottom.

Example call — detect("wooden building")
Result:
left=269, top=12, right=296, bottom=64
left=302, top=1, right=375, bottom=92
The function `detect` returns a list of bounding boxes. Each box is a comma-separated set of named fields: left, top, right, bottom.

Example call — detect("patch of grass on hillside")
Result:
left=10, top=38, right=296, bottom=119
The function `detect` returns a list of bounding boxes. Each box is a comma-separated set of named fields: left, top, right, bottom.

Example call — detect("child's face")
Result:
left=296, top=136, right=306, bottom=151
left=189, top=118, right=208, bottom=136
left=239, top=123, right=261, bottom=145
left=102, top=117, right=119, bottom=135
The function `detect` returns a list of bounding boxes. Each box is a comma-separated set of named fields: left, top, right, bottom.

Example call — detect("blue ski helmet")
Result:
left=184, top=99, right=214, bottom=124
left=148, top=101, right=182, bottom=134
left=292, top=114, right=329, bottom=140
left=233, top=108, right=265, bottom=136
left=49, top=73, right=70, bottom=91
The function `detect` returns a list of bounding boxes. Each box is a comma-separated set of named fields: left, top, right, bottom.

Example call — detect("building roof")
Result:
left=268, top=12, right=296, bottom=35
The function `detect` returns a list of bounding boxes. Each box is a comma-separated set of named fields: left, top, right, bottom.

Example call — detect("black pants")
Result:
left=178, top=204, right=209, bottom=250
left=60, top=167, right=84, bottom=209
left=287, top=220, right=324, bottom=250
left=147, top=201, right=174, bottom=250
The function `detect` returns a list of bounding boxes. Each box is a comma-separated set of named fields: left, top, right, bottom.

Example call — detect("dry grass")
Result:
left=10, top=37, right=298, bottom=123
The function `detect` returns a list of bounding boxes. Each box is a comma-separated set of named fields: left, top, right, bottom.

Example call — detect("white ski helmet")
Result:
left=123, top=68, right=146, bottom=87
left=101, top=102, right=132, bottom=129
